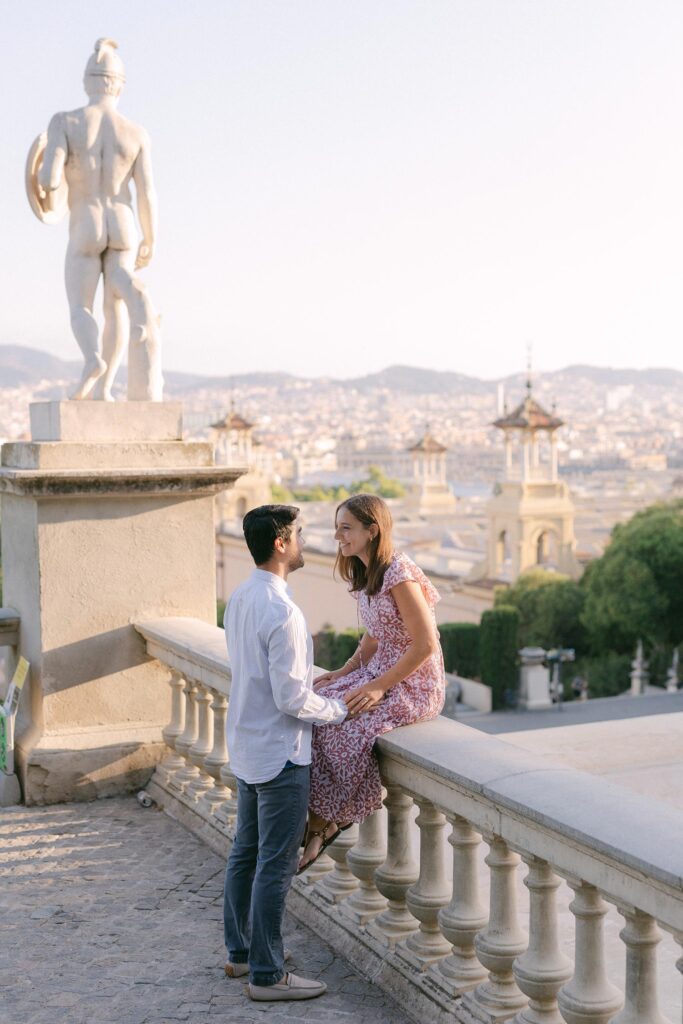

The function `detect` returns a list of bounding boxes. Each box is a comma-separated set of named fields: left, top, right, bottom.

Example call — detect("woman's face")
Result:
left=334, top=506, right=376, bottom=562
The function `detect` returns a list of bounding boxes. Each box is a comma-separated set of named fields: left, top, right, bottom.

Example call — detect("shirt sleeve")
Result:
left=267, top=607, right=347, bottom=725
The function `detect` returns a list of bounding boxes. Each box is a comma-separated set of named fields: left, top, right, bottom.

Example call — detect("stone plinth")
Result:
left=0, top=401, right=245, bottom=804
left=518, top=646, right=552, bottom=710
left=30, top=400, right=183, bottom=442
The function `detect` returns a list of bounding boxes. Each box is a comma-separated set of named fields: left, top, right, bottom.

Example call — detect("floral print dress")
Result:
left=310, top=551, right=445, bottom=823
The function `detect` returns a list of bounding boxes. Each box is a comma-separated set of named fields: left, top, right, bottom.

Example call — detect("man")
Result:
left=223, top=505, right=347, bottom=1002
left=33, top=38, right=161, bottom=401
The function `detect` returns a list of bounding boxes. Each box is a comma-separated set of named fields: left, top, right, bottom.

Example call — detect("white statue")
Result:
left=26, top=38, right=163, bottom=401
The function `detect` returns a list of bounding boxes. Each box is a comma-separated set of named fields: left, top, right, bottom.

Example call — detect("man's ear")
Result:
left=273, top=536, right=286, bottom=555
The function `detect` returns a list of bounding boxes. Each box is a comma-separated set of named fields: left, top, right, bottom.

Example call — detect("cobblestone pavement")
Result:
left=1, top=798, right=409, bottom=1024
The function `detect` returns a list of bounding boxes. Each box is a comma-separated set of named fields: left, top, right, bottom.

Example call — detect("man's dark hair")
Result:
left=242, top=504, right=300, bottom=566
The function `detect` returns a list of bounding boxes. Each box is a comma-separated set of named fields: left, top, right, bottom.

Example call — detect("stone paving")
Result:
left=0, top=798, right=409, bottom=1024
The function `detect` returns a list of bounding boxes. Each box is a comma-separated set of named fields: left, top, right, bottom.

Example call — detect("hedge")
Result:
left=313, top=628, right=362, bottom=671
left=439, top=622, right=481, bottom=679
left=479, top=606, right=520, bottom=709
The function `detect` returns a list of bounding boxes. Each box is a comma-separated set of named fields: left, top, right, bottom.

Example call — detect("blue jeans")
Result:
left=223, top=761, right=310, bottom=986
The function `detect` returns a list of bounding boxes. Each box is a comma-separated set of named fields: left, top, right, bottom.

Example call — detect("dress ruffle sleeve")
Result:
left=382, top=551, right=440, bottom=608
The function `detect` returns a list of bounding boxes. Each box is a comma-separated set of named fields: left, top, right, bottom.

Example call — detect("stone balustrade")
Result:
left=135, top=616, right=683, bottom=1024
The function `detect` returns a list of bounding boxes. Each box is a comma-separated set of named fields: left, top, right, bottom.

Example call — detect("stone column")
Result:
left=402, top=799, right=451, bottom=966
left=199, top=691, right=232, bottom=818
left=610, top=908, right=671, bottom=1024
left=466, top=835, right=528, bottom=1020
left=319, top=824, right=360, bottom=902
left=185, top=685, right=214, bottom=802
left=172, top=681, right=200, bottom=793
left=434, top=814, right=488, bottom=994
left=369, top=786, right=419, bottom=946
left=156, top=670, right=186, bottom=788
left=343, top=810, right=387, bottom=924
left=557, top=882, right=623, bottom=1024
left=0, top=401, right=242, bottom=803
left=512, top=856, right=572, bottom=1023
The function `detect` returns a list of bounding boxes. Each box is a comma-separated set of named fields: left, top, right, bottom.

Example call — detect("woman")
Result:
left=298, top=493, right=445, bottom=872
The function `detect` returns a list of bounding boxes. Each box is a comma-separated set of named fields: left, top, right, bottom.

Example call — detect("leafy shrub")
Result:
left=572, top=652, right=632, bottom=698
left=480, top=607, right=520, bottom=709
left=439, top=622, right=480, bottom=678
left=313, top=627, right=363, bottom=670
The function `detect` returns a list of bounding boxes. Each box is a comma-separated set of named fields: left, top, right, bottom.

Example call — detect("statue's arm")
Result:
left=38, top=113, right=67, bottom=194
left=132, top=130, right=157, bottom=270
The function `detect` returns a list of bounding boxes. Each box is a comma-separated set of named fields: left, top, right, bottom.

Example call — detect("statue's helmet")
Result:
left=84, top=38, right=126, bottom=90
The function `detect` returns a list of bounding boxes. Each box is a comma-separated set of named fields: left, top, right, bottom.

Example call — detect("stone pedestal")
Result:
left=0, top=402, right=244, bottom=804
left=518, top=647, right=552, bottom=711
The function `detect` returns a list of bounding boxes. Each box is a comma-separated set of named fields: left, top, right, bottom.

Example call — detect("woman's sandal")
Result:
left=296, top=821, right=353, bottom=876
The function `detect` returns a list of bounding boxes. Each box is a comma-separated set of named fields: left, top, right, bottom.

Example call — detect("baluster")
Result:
left=512, top=856, right=572, bottom=1023
left=466, top=835, right=528, bottom=1018
left=557, top=881, right=623, bottom=1024
left=214, top=757, right=238, bottom=832
left=368, top=786, right=419, bottom=946
left=169, top=679, right=198, bottom=794
left=156, top=671, right=186, bottom=788
left=185, top=685, right=214, bottom=802
left=299, top=845, right=334, bottom=884
left=610, top=907, right=671, bottom=1024
left=343, top=809, right=387, bottom=924
left=319, top=824, right=360, bottom=902
left=401, top=799, right=451, bottom=966
left=434, top=814, right=488, bottom=993
left=197, top=691, right=232, bottom=818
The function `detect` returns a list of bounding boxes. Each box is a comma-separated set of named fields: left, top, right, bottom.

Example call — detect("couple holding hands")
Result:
left=222, top=494, right=445, bottom=1002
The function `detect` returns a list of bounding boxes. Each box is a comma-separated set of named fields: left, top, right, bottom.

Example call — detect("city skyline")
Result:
left=3, top=2, right=683, bottom=379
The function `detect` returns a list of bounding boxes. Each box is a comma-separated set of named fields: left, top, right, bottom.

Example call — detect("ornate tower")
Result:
left=211, top=407, right=271, bottom=520
left=405, top=429, right=457, bottom=516
left=482, top=381, right=580, bottom=582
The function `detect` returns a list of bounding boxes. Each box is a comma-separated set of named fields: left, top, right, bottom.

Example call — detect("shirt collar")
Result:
left=252, top=567, right=289, bottom=594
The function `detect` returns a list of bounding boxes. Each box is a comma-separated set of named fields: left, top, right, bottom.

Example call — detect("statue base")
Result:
left=0, top=403, right=245, bottom=804
left=30, top=400, right=183, bottom=443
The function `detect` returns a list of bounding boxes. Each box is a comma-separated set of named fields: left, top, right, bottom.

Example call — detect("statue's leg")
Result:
left=64, top=245, right=106, bottom=400
left=108, top=257, right=163, bottom=401
left=94, top=250, right=133, bottom=401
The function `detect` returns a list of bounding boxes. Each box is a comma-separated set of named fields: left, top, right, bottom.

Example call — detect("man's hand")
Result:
left=313, top=669, right=342, bottom=691
left=344, top=683, right=385, bottom=716
left=135, top=240, right=154, bottom=270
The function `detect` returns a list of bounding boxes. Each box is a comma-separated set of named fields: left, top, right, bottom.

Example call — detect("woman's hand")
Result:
left=313, top=669, right=343, bottom=690
left=344, top=683, right=385, bottom=716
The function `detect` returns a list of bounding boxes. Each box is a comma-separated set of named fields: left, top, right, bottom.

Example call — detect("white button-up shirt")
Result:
left=225, top=568, right=348, bottom=784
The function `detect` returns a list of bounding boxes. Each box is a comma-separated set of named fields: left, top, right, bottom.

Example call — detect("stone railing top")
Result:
left=378, top=718, right=683, bottom=929
left=137, top=617, right=683, bottom=932
left=135, top=617, right=231, bottom=694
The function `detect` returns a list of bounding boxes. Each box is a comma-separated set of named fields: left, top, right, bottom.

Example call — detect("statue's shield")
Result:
left=25, top=133, right=68, bottom=224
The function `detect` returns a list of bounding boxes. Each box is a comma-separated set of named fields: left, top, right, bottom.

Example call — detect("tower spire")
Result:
left=525, top=342, right=533, bottom=398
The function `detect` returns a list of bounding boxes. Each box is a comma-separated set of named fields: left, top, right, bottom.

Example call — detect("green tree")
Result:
left=271, top=482, right=293, bottom=503
left=494, top=570, right=586, bottom=653
left=350, top=465, right=405, bottom=499
left=581, top=500, right=683, bottom=653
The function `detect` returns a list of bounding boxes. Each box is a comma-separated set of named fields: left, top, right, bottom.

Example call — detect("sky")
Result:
left=2, top=1, right=683, bottom=380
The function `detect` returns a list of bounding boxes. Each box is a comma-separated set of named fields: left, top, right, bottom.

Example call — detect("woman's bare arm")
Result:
left=344, top=581, right=439, bottom=714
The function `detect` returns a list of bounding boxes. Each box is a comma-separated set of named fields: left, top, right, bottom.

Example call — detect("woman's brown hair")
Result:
left=334, top=493, right=394, bottom=596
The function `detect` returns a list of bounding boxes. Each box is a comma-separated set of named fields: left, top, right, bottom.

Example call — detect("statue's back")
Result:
left=63, top=105, right=144, bottom=202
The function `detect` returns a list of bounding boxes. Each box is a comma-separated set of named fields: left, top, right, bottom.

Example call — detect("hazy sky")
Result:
left=3, top=1, right=683, bottom=379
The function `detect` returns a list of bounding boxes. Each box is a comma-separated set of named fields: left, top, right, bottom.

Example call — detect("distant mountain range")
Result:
left=1, top=344, right=682, bottom=395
